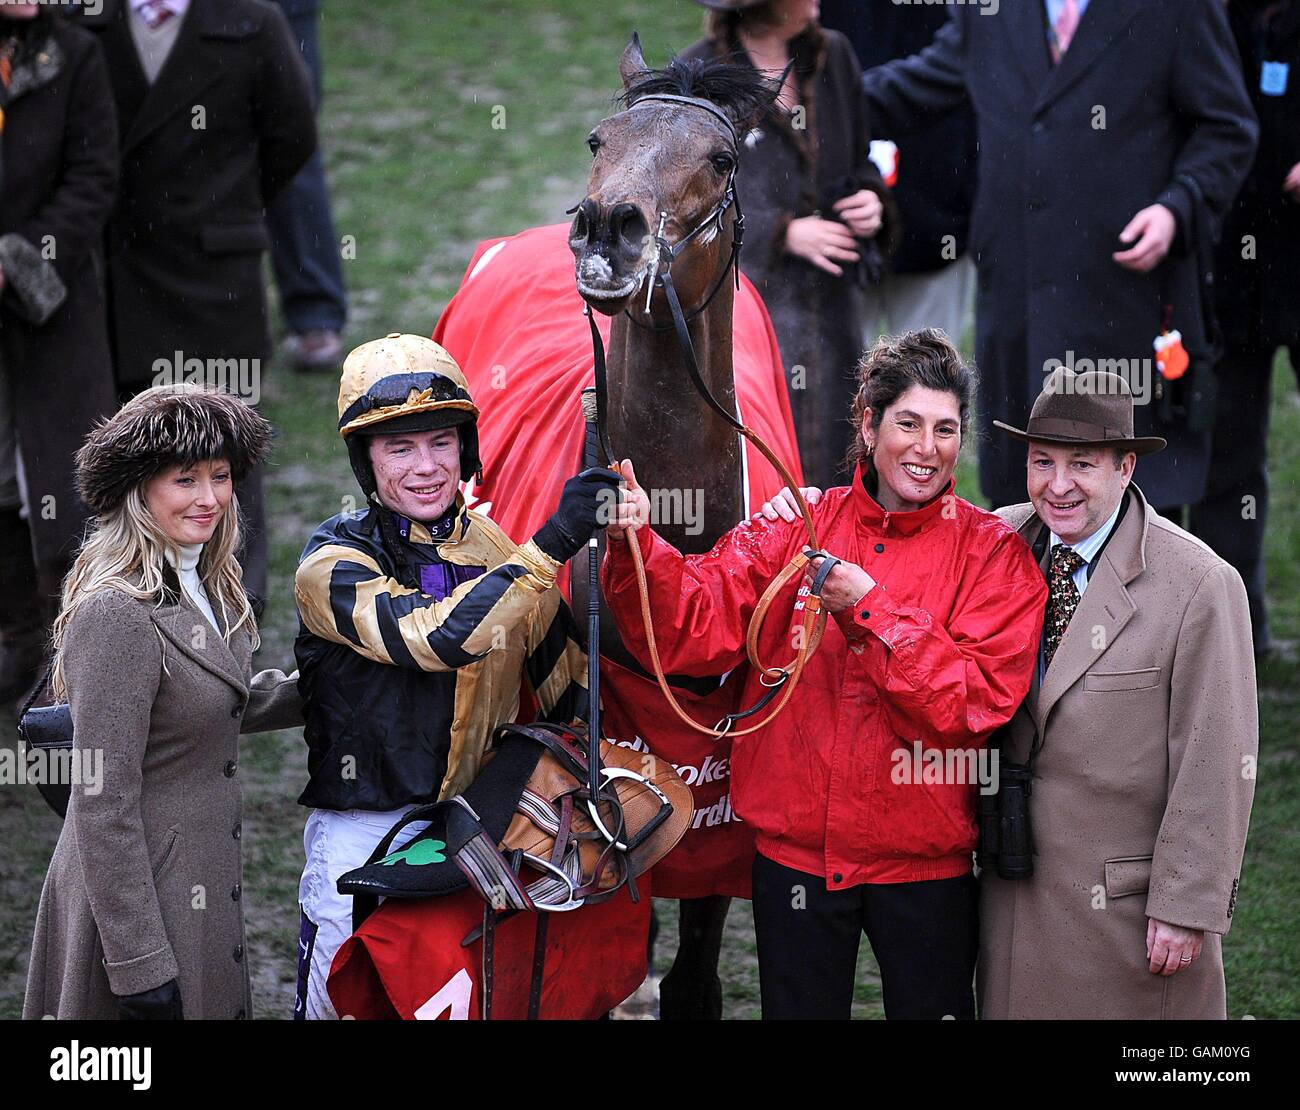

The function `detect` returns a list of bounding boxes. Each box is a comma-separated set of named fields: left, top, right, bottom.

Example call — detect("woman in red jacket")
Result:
left=603, top=329, right=1046, bottom=1019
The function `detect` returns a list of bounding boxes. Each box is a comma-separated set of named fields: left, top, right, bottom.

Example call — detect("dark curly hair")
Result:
left=843, top=329, right=978, bottom=475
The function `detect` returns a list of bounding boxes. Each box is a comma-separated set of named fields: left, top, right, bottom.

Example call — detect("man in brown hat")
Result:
left=978, top=367, right=1258, bottom=1018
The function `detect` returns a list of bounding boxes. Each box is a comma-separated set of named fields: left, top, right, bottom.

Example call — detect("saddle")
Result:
left=337, top=720, right=692, bottom=1018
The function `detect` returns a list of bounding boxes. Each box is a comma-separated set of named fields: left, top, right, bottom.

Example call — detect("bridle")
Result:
left=572, top=93, right=834, bottom=742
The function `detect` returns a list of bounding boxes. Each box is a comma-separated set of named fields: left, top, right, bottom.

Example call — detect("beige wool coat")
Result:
left=978, top=485, right=1257, bottom=1019
left=24, top=580, right=300, bottom=1020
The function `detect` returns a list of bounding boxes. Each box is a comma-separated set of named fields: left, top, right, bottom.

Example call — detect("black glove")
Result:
left=117, top=979, right=183, bottom=1021
left=532, top=467, right=622, bottom=562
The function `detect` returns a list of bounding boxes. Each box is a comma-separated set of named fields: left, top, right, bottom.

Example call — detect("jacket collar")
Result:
left=94, top=0, right=261, bottom=155
left=1001, top=0, right=1144, bottom=117
left=1014, top=484, right=1151, bottom=731
left=150, top=565, right=250, bottom=695
left=850, top=462, right=954, bottom=537
left=371, top=492, right=472, bottom=548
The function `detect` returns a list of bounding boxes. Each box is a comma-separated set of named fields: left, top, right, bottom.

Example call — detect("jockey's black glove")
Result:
left=532, top=467, right=622, bottom=562
left=117, top=979, right=183, bottom=1020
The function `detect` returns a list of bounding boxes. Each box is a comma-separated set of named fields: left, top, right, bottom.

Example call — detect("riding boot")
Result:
left=0, top=508, right=47, bottom=704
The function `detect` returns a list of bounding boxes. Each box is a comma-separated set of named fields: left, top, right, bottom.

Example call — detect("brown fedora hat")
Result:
left=993, top=368, right=1166, bottom=455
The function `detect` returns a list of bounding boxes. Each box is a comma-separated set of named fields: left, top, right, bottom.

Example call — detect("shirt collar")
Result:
left=850, top=462, right=955, bottom=536
left=387, top=492, right=470, bottom=547
left=1050, top=498, right=1122, bottom=567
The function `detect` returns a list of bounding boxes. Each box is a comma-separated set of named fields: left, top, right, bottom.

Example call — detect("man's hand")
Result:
left=1113, top=204, right=1177, bottom=273
left=531, top=466, right=622, bottom=562
left=1284, top=161, right=1300, bottom=204
left=1146, top=917, right=1205, bottom=976
left=804, top=553, right=875, bottom=614
left=752, top=484, right=824, bottom=523
left=606, top=458, right=650, bottom=542
left=831, top=189, right=884, bottom=239
left=785, top=215, right=861, bottom=277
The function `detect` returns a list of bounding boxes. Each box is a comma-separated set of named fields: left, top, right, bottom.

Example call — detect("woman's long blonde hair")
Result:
left=50, top=473, right=258, bottom=700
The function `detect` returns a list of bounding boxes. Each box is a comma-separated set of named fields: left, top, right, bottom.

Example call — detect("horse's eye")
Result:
left=711, top=152, right=735, bottom=174
left=587, top=134, right=601, bottom=156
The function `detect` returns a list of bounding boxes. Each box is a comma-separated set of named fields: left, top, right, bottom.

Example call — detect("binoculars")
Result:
left=976, top=761, right=1035, bottom=880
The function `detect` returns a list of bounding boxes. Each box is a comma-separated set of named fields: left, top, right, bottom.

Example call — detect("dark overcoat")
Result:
left=679, top=28, right=898, bottom=490
left=0, top=16, right=118, bottom=568
left=76, top=0, right=315, bottom=389
left=1218, top=0, right=1300, bottom=348
left=24, top=582, right=301, bottom=1020
left=863, top=0, right=1259, bottom=508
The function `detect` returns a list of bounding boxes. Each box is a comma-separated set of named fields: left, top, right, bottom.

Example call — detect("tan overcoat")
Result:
left=978, top=486, right=1257, bottom=1019
left=24, top=580, right=300, bottom=1020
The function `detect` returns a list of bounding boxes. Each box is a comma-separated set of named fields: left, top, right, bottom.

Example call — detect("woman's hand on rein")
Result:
left=805, top=554, right=876, bottom=615
left=753, top=485, right=823, bottom=523
left=606, top=458, right=651, bottom=541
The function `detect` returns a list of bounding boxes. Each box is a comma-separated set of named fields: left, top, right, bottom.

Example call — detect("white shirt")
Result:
left=166, top=542, right=220, bottom=633
left=1049, top=498, right=1123, bottom=600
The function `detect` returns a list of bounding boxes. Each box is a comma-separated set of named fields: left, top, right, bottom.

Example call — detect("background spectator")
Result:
left=77, top=0, right=316, bottom=608
left=0, top=3, right=117, bottom=703
left=1190, top=0, right=1300, bottom=658
left=821, top=0, right=977, bottom=344
left=268, top=0, right=348, bottom=374
left=863, top=0, right=1258, bottom=513
left=681, top=0, right=898, bottom=490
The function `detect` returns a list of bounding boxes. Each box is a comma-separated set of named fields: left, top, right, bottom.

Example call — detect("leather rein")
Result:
left=574, top=93, right=834, bottom=740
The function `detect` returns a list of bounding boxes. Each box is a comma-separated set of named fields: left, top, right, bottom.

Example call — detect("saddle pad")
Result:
left=328, top=883, right=651, bottom=1020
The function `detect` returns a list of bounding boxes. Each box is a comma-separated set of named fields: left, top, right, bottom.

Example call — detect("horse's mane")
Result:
left=618, top=54, right=779, bottom=130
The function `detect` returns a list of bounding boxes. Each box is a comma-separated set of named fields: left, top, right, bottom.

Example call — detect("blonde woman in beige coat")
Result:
left=23, top=385, right=301, bottom=1020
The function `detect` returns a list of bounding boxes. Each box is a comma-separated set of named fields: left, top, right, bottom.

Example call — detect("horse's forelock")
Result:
left=618, top=55, right=777, bottom=130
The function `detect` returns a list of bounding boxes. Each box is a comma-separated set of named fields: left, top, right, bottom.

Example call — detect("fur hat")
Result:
left=76, top=384, right=274, bottom=517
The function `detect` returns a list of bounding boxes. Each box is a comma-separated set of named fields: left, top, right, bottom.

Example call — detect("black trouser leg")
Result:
left=860, top=873, right=979, bottom=1019
left=751, top=853, right=862, bottom=1020
left=1189, top=344, right=1275, bottom=652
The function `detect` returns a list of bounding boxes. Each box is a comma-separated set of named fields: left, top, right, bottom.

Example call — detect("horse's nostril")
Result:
left=609, top=203, right=649, bottom=252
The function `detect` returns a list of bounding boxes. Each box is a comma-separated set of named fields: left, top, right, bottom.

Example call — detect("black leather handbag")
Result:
left=17, top=666, right=73, bottom=819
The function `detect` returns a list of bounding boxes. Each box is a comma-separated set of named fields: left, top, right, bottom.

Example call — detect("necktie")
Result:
left=1051, top=0, right=1081, bottom=63
left=139, top=0, right=176, bottom=30
left=1044, top=544, right=1085, bottom=667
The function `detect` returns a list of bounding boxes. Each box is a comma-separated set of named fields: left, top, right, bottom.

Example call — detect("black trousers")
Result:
left=1188, top=344, right=1296, bottom=654
left=750, top=853, right=978, bottom=1020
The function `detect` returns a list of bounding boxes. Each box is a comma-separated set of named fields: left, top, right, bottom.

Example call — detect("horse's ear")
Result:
left=619, top=31, right=649, bottom=91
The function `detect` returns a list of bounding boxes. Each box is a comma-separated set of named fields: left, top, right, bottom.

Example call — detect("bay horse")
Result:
left=434, top=37, right=795, bottom=1019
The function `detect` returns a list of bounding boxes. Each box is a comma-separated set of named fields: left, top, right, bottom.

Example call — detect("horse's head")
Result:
left=569, top=35, right=777, bottom=317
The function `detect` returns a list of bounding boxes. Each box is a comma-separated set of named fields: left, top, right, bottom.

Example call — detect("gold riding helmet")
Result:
left=337, top=333, right=482, bottom=493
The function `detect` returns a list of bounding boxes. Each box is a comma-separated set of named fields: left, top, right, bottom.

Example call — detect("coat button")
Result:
left=232, top=822, right=241, bottom=840
left=859, top=611, right=870, bottom=620
left=224, top=760, right=237, bottom=778
left=233, top=944, right=244, bottom=963
left=231, top=702, right=244, bottom=718
left=832, top=873, right=843, bottom=883
left=231, top=884, right=241, bottom=901
left=874, top=543, right=884, bottom=553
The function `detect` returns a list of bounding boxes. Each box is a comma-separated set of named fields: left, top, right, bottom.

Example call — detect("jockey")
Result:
left=292, top=333, right=619, bottom=1019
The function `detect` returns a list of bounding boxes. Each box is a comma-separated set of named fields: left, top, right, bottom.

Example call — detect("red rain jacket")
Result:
left=603, top=469, right=1047, bottom=889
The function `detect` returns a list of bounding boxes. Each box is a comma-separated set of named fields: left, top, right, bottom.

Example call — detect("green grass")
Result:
left=1, top=0, right=1294, bottom=1020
